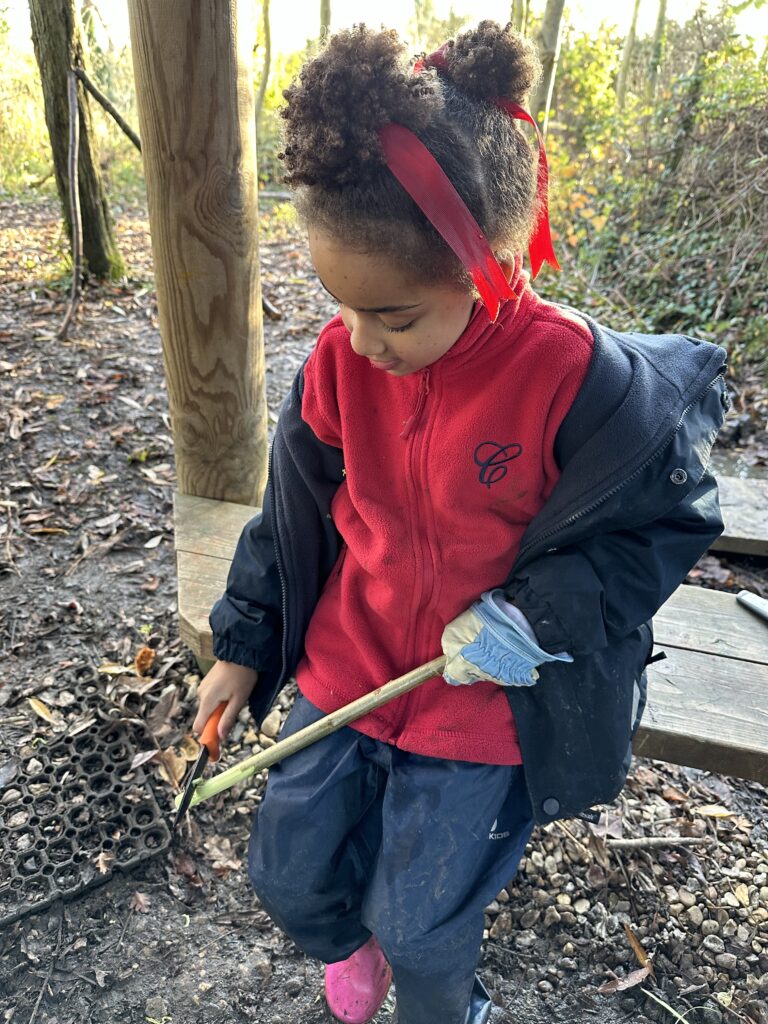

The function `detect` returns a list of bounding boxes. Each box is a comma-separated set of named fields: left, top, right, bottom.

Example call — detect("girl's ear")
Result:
left=498, top=257, right=516, bottom=282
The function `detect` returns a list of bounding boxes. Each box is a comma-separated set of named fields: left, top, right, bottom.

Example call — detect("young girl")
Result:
left=193, top=22, right=727, bottom=1024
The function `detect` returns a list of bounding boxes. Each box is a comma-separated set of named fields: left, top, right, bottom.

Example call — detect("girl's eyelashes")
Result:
left=384, top=321, right=415, bottom=334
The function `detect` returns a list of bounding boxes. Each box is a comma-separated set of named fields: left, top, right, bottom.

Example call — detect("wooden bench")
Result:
left=174, top=480, right=768, bottom=785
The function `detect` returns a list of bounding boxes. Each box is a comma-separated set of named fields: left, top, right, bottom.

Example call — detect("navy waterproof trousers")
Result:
left=248, top=695, right=533, bottom=1024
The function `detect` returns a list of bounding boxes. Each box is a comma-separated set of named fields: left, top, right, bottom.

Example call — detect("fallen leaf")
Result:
left=147, top=686, right=181, bottom=735
left=587, top=830, right=610, bottom=869
left=633, top=766, right=660, bottom=788
left=624, top=923, right=652, bottom=970
left=734, top=883, right=750, bottom=907
left=92, top=512, right=121, bottom=529
left=0, top=757, right=20, bottom=787
left=180, top=735, right=201, bottom=761
left=134, top=646, right=156, bottom=676
left=203, top=836, right=242, bottom=878
left=695, top=804, right=733, bottom=818
left=144, top=534, right=163, bottom=549
left=661, top=786, right=687, bottom=802
left=130, top=891, right=151, bottom=913
left=598, top=965, right=652, bottom=994
left=157, top=747, right=187, bottom=786
left=99, top=661, right=133, bottom=677
left=590, top=809, right=623, bottom=841
left=94, top=850, right=114, bottom=875
left=28, top=697, right=55, bottom=723
left=130, top=749, right=160, bottom=770
left=173, top=851, right=204, bottom=886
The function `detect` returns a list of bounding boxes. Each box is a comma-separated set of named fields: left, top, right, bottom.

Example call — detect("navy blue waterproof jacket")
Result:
left=210, top=311, right=728, bottom=824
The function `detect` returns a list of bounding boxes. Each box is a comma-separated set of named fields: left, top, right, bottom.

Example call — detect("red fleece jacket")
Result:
left=295, top=272, right=593, bottom=764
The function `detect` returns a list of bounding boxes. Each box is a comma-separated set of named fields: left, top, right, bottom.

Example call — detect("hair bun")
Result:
left=281, top=26, right=439, bottom=188
left=429, top=21, right=541, bottom=106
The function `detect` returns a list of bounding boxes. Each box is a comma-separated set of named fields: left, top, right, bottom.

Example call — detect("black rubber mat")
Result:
left=0, top=692, right=171, bottom=925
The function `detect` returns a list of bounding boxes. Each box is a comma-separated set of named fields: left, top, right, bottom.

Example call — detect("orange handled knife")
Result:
left=172, top=702, right=227, bottom=830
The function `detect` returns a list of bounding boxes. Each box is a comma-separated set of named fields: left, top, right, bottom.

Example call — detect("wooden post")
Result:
left=128, top=1, right=268, bottom=504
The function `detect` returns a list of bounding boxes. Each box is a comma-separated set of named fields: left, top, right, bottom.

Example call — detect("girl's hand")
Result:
left=193, top=660, right=259, bottom=744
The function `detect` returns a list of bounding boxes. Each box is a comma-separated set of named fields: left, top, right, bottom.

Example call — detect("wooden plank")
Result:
left=177, top=549, right=232, bottom=662
left=653, top=585, right=768, bottom=664
left=711, top=475, right=768, bottom=556
left=635, top=646, right=768, bottom=784
left=173, top=476, right=768, bottom=562
left=174, top=492, right=259, bottom=561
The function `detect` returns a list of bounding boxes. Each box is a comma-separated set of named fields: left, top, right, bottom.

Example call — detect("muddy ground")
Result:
left=1, top=198, right=767, bottom=1024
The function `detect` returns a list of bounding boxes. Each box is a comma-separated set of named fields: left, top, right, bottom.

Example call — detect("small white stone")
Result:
left=260, top=710, right=282, bottom=739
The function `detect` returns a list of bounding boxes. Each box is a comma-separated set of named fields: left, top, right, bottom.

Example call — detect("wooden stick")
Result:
left=180, top=656, right=447, bottom=810
left=58, top=70, right=82, bottom=341
left=606, top=835, right=714, bottom=850
left=73, top=65, right=142, bottom=151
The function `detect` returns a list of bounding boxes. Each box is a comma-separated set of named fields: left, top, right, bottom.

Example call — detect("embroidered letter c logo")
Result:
left=474, top=441, right=523, bottom=488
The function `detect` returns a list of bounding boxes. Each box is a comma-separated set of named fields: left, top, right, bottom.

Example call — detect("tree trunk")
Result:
left=531, top=0, right=566, bottom=132
left=128, top=0, right=268, bottom=504
left=255, top=0, right=271, bottom=123
left=28, top=0, right=123, bottom=280
left=510, top=0, right=525, bottom=31
left=616, top=0, right=641, bottom=109
left=667, top=53, right=704, bottom=174
left=320, top=0, right=331, bottom=37
left=646, top=0, right=667, bottom=104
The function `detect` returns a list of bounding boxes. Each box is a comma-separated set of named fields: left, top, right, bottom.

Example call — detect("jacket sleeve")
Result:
left=209, top=481, right=284, bottom=672
left=504, top=470, right=723, bottom=656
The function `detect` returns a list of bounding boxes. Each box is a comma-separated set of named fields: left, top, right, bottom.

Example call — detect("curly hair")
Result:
left=280, top=21, right=542, bottom=283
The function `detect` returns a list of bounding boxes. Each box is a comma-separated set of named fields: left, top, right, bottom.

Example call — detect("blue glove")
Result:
left=441, top=589, right=572, bottom=687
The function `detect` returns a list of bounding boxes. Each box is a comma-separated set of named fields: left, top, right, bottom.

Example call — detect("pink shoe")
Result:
left=325, top=936, right=393, bottom=1024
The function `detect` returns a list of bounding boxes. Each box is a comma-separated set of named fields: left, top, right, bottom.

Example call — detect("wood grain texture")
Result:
left=128, top=1, right=267, bottom=504
left=174, top=492, right=258, bottom=560
left=636, top=647, right=768, bottom=783
left=654, top=585, right=768, bottom=664
left=711, top=476, right=768, bottom=556
left=177, top=549, right=231, bottom=660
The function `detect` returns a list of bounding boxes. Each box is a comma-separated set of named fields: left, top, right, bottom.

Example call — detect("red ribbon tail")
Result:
left=529, top=212, right=560, bottom=279
left=495, top=100, right=560, bottom=278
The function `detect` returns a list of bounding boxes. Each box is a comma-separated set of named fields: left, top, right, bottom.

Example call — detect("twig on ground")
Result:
left=606, top=835, right=714, bottom=850
left=262, top=294, right=282, bottom=319
left=28, top=910, right=63, bottom=1024
left=115, top=909, right=134, bottom=951
left=555, top=819, right=592, bottom=858
left=641, top=986, right=693, bottom=1023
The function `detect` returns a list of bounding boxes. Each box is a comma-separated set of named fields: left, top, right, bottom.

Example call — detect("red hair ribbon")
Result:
left=396, top=44, right=559, bottom=284
left=494, top=100, right=560, bottom=278
left=379, top=123, right=515, bottom=321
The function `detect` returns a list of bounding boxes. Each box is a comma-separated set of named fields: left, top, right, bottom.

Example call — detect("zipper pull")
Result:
left=400, top=369, right=431, bottom=439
